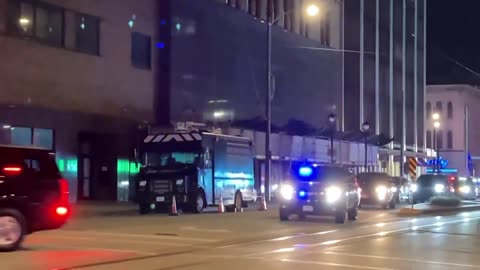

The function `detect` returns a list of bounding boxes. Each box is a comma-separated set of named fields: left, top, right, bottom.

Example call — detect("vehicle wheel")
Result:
left=192, top=190, right=206, bottom=214
left=0, top=209, right=26, bottom=252
left=139, top=203, right=151, bottom=215
left=389, top=199, right=396, bottom=209
left=347, top=208, right=358, bottom=221
left=335, top=210, right=347, bottom=224
left=234, top=191, right=243, bottom=212
left=279, top=209, right=290, bottom=221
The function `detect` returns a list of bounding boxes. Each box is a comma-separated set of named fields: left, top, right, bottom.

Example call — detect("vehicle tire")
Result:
left=139, top=203, right=151, bottom=215
left=234, top=191, right=243, bottom=212
left=279, top=209, right=290, bottom=221
left=0, top=209, right=26, bottom=252
left=347, top=208, right=358, bottom=221
left=192, top=190, right=206, bottom=214
left=389, top=199, right=396, bottom=209
left=335, top=210, right=347, bottom=224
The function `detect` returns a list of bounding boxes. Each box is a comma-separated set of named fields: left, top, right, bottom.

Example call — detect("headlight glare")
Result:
left=434, top=184, right=445, bottom=193
left=326, top=186, right=342, bottom=203
left=280, top=184, right=295, bottom=200
left=410, top=183, right=418, bottom=192
left=375, top=186, right=388, bottom=200
left=460, top=185, right=471, bottom=194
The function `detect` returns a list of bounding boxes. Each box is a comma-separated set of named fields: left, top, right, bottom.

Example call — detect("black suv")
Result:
left=0, top=145, right=70, bottom=251
left=357, top=172, right=396, bottom=209
left=279, top=164, right=360, bottom=224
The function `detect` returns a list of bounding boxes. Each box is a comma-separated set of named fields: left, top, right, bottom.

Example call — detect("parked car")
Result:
left=0, top=145, right=70, bottom=251
left=357, top=172, right=396, bottom=209
left=410, top=174, right=456, bottom=203
left=279, top=164, right=360, bottom=224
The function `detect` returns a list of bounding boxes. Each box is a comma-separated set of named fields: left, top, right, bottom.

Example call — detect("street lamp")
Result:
left=432, top=112, right=441, bottom=172
left=361, top=121, right=370, bottom=171
left=265, top=2, right=320, bottom=201
left=328, top=113, right=336, bottom=164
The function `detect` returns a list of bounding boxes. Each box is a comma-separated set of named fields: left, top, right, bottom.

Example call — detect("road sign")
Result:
left=408, top=158, right=417, bottom=179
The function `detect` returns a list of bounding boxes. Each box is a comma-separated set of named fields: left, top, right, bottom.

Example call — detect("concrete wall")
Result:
left=0, top=0, right=155, bottom=121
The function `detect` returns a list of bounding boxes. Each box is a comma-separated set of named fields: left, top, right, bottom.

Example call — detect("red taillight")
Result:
left=58, top=178, right=69, bottom=202
left=2, top=166, right=22, bottom=175
left=56, top=206, right=69, bottom=216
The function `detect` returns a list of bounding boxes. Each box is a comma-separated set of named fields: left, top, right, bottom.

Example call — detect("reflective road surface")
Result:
left=2, top=206, right=480, bottom=270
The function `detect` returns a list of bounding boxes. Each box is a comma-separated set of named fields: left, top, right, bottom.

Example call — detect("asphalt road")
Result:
left=2, top=205, right=480, bottom=270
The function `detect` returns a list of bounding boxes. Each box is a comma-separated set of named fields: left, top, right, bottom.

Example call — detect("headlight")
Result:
left=460, top=186, right=471, bottom=194
left=139, top=180, right=147, bottom=187
left=325, top=186, right=342, bottom=203
left=391, top=187, right=398, bottom=193
left=410, top=184, right=418, bottom=192
left=375, top=186, right=388, bottom=200
left=434, top=184, right=445, bottom=193
left=280, top=184, right=295, bottom=200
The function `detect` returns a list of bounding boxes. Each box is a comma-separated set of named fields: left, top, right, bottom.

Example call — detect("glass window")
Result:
left=75, top=13, right=100, bottom=55
left=426, top=130, right=432, bottom=148
left=34, top=3, right=63, bottom=47
left=435, top=101, right=442, bottom=113
left=426, top=102, right=431, bottom=119
left=447, top=102, right=453, bottom=119
left=33, top=128, right=54, bottom=150
left=131, top=32, right=151, bottom=69
left=437, top=130, right=443, bottom=149
left=11, top=127, right=32, bottom=146
left=447, top=131, right=453, bottom=149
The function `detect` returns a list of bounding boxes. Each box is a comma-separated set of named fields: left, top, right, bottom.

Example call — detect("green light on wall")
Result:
left=117, top=159, right=140, bottom=175
left=56, top=158, right=77, bottom=173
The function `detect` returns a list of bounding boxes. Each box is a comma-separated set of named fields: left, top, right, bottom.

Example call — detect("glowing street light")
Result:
left=432, top=112, right=440, bottom=121
left=306, top=4, right=320, bottom=17
left=433, top=121, right=440, bottom=129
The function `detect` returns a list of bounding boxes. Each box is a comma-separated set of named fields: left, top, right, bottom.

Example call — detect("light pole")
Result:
left=432, top=112, right=440, bottom=173
left=361, top=121, right=370, bottom=171
left=265, top=2, right=320, bottom=200
left=328, top=113, right=336, bottom=164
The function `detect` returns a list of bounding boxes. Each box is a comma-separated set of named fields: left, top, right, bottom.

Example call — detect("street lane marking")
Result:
left=324, top=251, right=480, bottom=269
left=279, top=258, right=395, bottom=270
left=58, top=230, right=216, bottom=242
left=180, top=226, right=231, bottom=233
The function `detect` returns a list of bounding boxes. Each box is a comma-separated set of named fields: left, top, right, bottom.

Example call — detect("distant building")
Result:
left=426, top=84, right=480, bottom=176
left=0, top=0, right=427, bottom=201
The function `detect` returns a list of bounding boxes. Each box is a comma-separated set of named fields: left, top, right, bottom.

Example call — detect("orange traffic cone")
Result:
left=218, top=195, right=225, bottom=213
left=258, top=194, right=267, bottom=211
left=169, top=196, right=179, bottom=216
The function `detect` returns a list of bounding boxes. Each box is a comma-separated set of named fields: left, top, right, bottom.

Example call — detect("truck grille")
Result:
left=152, top=180, right=171, bottom=194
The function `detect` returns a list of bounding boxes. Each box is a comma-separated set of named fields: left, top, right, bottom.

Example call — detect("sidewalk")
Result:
left=398, top=201, right=480, bottom=216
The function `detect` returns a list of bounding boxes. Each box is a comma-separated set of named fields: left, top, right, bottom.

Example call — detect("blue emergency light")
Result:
left=298, top=166, right=313, bottom=177
left=298, top=190, right=307, bottom=199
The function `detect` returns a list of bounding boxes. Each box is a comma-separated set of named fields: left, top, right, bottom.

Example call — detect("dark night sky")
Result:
left=428, top=0, right=480, bottom=85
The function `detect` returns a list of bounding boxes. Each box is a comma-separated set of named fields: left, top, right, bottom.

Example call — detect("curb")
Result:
left=398, top=204, right=480, bottom=216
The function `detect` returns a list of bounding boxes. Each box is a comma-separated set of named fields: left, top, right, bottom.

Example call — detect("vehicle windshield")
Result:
left=144, top=152, right=200, bottom=167
left=417, top=175, right=449, bottom=186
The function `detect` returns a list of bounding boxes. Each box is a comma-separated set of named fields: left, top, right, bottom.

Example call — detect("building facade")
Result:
left=426, top=84, right=480, bottom=176
left=0, top=0, right=427, bottom=201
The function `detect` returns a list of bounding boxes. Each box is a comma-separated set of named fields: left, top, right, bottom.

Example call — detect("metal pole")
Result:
left=265, top=0, right=272, bottom=201
left=375, top=0, right=380, bottom=135
left=389, top=0, right=394, bottom=175
left=433, top=128, right=437, bottom=172
left=360, top=0, right=365, bottom=124
left=364, top=134, right=368, bottom=171
left=401, top=0, right=406, bottom=177
left=414, top=0, right=418, bottom=152
left=330, top=132, right=334, bottom=164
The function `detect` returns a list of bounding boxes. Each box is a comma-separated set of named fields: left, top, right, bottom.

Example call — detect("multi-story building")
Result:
left=0, top=0, right=427, bottom=202
left=426, top=84, right=480, bottom=176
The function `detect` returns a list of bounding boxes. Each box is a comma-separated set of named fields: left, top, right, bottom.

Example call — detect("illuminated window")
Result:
left=11, top=127, right=32, bottom=146
left=33, top=128, right=54, bottom=150
left=75, top=13, right=100, bottom=55
left=131, top=32, right=151, bottom=69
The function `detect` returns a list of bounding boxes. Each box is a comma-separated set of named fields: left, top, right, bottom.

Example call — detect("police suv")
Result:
left=279, top=163, right=360, bottom=224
